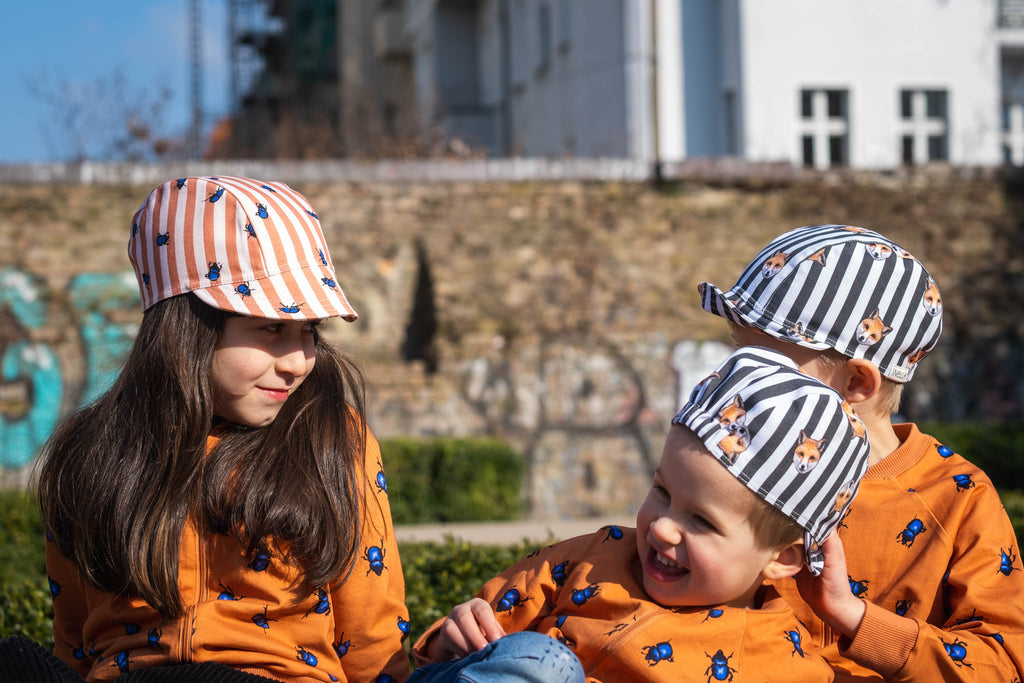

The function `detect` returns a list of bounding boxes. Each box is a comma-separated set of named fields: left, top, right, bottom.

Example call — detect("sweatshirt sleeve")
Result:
left=412, top=538, right=572, bottom=666
left=842, top=478, right=1024, bottom=681
left=45, top=535, right=94, bottom=678
left=331, top=429, right=411, bottom=683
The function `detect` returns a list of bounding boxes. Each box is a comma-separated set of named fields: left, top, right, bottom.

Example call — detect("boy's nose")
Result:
left=648, top=517, right=682, bottom=546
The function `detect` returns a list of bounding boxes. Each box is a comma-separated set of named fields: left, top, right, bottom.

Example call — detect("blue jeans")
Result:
left=408, top=631, right=584, bottom=683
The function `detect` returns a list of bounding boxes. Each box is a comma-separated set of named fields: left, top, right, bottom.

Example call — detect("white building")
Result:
left=402, top=0, right=1024, bottom=169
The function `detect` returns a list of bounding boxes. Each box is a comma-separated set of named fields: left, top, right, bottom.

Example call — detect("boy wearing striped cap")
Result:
left=699, top=224, right=1024, bottom=680
left=411, top=347, right=869, bottom=682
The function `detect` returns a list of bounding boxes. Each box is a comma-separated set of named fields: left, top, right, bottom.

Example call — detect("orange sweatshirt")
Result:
left=774, top=423, right=1024, bottom=681
left=46, top=430, right=410, bottom=683
left=413, top=526, right=835, bottom=682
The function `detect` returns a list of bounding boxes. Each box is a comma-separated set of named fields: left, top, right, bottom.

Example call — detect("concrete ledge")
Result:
left=394, top=516, right=634, bottom=545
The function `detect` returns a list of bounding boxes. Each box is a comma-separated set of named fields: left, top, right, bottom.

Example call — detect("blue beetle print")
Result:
left=897, top=518, right=926, bottom=547
left=235, top=282, right=253, bottom=297
left=375, top=460, right=387, bottom=494
left=307, top=210, right=319, bottom=219
left=304, top=587, right=331, bottom=618
left=701, top=607, right=724, bottom=622
left=571, top=584, right=599, bottom=606
left=279, top=302, right=302, bottom=314
left=998, top=547, right=1021, bottom=576
left=334, top=634, right=351, bottom=658
left=705, top=649, right=736, bottom=681
left=155, top=233, right=170, bottom=246
left=244, top=222, right=257, bottom=238
left=205, top=262, right=222, bottom=282
left=256, top=203, right=269, bottom=219
left=319, top=249, right=328, bottom=266
left=941, top=637, right=973, bottom=669
left=936, top=443, right=954, bottom=458
left=398, top=616, right=410, bottom=640
left=895, top=599, right=912, bottom=616
left=48, top=576, right=61, bottom=598
left=364, top=540, right=387, bottom=576
left=142, top=273, right=150, bottom=286
left=296, top=646, right=318, bottom=667
left=176, top=178, right=187, bottom=189
left=123, top=622, right=140, bottom=635
left=849, top=575, right=870, bottom=598
left=496, top=587, right=531, bottom=614
left=555, top=614, right=568, bottom=629
left=550, top=561, right=569, bottom=587
left=784, top=630, right=805, bottom=657
left=987, top=632, right=1005, bottom=646
left=252, top=606, right=276, bottom=631
left=208, top=187, right=224, bottom=203
left=641, top=641, right=673, bottom=666
left=114, top=650, right=130, bottom=674
left=131, top=221, right=139, bottom=236
left=147, top=627, right=161, bottom=649
left=375, top=675, right=395, bottom=683
left=217, top=582, right=243, bottom=601
left=953, top=473, right=974, bottom=492
left=322, top=276, right=337, bottom=289
left=248, top=549, right=271, bottom=572
left=602, top=525, right=623, bottom=542
left=261, top=184, right=277, bottom=192
left=67, top=642, right=86, bottom=660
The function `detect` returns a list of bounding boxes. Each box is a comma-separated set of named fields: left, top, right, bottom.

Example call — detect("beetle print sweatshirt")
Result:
left=413, top=526, right=835, bottom=682
left=773, top=423, right=1024, bottom=682
left=46, top=429, right=410, bottom=683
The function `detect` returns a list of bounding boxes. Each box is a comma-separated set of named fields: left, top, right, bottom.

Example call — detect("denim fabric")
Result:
left=408, top=631, right=584, bottom=683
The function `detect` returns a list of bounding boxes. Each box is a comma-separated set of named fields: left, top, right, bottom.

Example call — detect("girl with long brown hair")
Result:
left=34, top=176, right=409, bottom=682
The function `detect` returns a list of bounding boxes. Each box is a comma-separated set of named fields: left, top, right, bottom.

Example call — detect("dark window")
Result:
left=900, top=90, right=914, bottom=119
left=801, top=90, right=814, bottom=118
left=928, top=134, right=948, bottom=161
left=902, top=135, right=914, bottom=164
left=802, top=135, right=815, bottom=167
left=925, top=90, right=947, bottom=119
left=829, top=135, right=847, bottom=166
left=827, top=90, right=846, bottom=118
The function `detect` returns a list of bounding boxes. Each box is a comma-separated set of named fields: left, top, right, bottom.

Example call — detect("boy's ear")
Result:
left=763, top=541, right=806, bottom=581
left=842, top=358, right=882, bottom=403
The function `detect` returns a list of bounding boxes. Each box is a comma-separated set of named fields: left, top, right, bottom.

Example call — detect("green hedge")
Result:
left=381, top=437, right=526, bottom=525
left=918, top=421, right=1024, bottom=487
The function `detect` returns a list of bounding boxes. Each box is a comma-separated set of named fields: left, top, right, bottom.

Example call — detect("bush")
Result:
left=381, top=437, right=526, bottom=525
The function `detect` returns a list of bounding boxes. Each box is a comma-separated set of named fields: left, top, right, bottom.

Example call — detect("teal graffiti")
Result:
left=0, top=269, right=141, bottom=468
left=0, top=269, right=63, bottom=467
left=68, top=272, right=141, bottom=405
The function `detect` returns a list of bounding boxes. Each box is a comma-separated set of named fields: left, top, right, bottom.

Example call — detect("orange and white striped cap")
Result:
left=128, top=176, right=357, bottom=321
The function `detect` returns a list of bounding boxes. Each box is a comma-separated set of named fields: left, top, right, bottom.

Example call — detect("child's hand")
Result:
left=794, top=531, right=866, bottom=640
left=427, top=598, right=507, bottom=661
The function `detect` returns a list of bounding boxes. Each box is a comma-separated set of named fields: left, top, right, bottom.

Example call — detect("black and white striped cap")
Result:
left=699, top=224, right=943, bottom=382
left=672, top=346, right=871, bottom=575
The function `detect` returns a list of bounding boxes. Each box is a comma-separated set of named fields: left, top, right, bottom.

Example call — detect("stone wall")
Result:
left=1, top=163, right=1021, bottom=517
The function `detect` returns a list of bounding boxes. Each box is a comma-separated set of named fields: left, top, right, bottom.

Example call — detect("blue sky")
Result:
left=0, top=1, right=230, bottom=163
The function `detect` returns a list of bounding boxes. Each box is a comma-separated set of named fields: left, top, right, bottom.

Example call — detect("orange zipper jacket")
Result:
left=47, top=429, right=410, bottom=683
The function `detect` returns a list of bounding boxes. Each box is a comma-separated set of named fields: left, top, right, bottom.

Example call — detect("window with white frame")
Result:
left=799, top=88, right=849, bottom=169
left=1002, top=99, right=1024, bottom=165
left=898, top=89, right=949, bottom=164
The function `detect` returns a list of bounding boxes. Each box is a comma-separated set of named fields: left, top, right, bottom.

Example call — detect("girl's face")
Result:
left=211, top=316, right=318, bottom=427
left=635, top=425, right=781, bottom=609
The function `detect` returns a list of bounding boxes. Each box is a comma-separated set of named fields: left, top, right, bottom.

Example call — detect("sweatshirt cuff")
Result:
left=412, top=620, right=445, bottom=668
left=840, top=600, right=919, bottom=679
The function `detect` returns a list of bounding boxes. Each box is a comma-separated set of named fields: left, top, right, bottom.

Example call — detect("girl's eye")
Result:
left=263, top=323, right=284, bottom=333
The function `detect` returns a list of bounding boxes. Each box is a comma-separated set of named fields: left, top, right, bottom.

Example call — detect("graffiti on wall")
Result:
left=0, top=269, right=139, bottom=468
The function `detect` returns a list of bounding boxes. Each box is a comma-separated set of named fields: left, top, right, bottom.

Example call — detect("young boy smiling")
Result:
left=410, top=347, right=870, bottom=682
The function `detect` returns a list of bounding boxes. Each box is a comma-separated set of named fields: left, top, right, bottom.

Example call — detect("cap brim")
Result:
left=193, top=263, right=358, bottom=321
left=698, top=281, right=831, bottom=351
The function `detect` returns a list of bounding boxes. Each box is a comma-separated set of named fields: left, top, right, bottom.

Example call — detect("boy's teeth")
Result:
left=656, top=552, right=681, bottom=569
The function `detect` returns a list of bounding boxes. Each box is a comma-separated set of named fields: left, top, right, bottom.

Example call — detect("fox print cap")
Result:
left=672, top=346, right=871, bottom=575
left=128, top=176, right=357, bottom=321
left=699, top=224, right=942, bottom=382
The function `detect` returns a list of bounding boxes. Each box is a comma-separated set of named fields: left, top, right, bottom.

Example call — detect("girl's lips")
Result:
left=259, top=387, right=290, bottom=402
